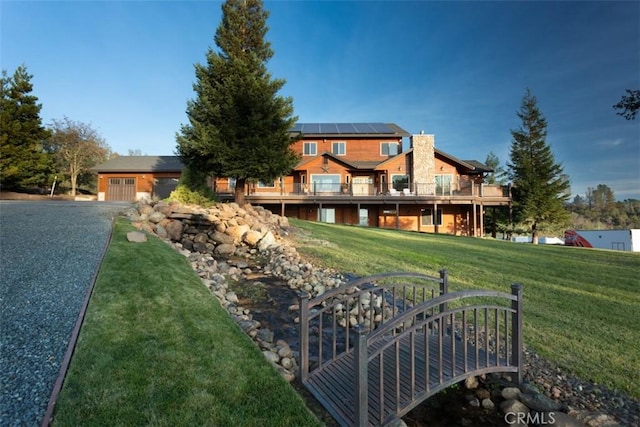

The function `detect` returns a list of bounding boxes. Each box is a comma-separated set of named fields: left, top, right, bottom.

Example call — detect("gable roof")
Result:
left=295, top=152, right=381, bottom=171
left=435, top=149, right=492, bottom=174
left=291, top=123, right=410, bottom=138
left=92, top=156, right=184, bottom=173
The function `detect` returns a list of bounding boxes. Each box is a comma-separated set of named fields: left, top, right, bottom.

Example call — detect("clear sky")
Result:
left=2, top=1, right=639, bottom=200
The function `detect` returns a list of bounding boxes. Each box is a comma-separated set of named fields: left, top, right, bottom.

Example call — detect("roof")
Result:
left=435, top=149, right=492, bottom=173
left=290, top=123, right=410, bottom=138
left=92, top=156, right=184, bottom=173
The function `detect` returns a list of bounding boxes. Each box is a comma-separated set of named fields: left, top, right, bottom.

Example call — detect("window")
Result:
left=332, top=141, right=346, bottom=156
left=303, top=142, right=317, bottom=156
left=391, top=174, right=409, bottom=191
left=381, top=142, right=399, bottom=156
left=319, top=208, right=335, bottom=223
left=257, top=180, right=276, bottom=188
left=421, top=208, right=442, bottom=226
left=311, top=174, right=340, bottom=193
left=435, top=175, right=452, bottom=195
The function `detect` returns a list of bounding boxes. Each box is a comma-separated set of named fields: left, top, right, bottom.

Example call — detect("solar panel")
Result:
left=371, top=123, right=393, bottom=133
left=336, top=123, right=355, bottom=133
left=293, top=122, right=398, bottom=134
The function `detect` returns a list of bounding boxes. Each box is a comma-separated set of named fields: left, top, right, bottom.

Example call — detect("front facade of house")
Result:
left=235, top=123, right=510, bottom=236
left=92, top=123, right=511, bottom=236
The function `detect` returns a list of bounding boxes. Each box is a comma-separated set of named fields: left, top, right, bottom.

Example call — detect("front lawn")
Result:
left=52, top=219, right=321, bottom=426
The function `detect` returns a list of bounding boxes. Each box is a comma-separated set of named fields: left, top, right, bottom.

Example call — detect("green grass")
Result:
left=288, top=219, right=640, bottom=399
left=53, top=219, right=322, bottom=427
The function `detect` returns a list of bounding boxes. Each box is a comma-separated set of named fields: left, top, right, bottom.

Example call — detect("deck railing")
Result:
left=298, top=271, right=448, bottom=382
left=242, top=182, right=510, bottom=198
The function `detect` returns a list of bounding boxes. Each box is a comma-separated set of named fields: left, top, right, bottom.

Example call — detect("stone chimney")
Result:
left=410, top=133, right=435, bottom=192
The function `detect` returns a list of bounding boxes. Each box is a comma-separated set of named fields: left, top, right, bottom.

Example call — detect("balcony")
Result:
left=219, top=182, right=512, bottom=205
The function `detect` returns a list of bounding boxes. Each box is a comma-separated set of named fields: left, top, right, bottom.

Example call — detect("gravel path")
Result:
left=0, top=201, right=127, bottom=426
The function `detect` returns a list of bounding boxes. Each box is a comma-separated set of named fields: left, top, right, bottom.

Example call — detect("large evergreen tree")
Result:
left=507, top=89, right=571, bottom=243
left=0, top=66, right=53, bottom=190
left=176, top=0, right=299, bottom=205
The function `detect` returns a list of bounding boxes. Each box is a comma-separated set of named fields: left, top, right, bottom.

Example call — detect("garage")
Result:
left=92, top=156, right=184, bottom=202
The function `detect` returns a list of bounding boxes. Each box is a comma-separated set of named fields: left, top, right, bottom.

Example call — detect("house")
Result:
left=92, top=156, right=183, bottom=201
left=92, top=123, right=511, bottom=236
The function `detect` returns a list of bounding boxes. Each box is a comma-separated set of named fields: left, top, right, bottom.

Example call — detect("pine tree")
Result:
left=0, top=66, right=53, bottom=190
left=507, top=89, right=571, bottom=243
left=176, top=0, right=299, bottom=205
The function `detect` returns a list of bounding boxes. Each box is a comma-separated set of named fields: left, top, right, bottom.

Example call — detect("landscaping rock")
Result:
left=126, top=231, right=147, bottom=242
left=165, top=220, right=183, bottom=242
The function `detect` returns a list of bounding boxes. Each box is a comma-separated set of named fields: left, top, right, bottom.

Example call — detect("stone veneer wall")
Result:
left=410, top=133, right=435, bottom=190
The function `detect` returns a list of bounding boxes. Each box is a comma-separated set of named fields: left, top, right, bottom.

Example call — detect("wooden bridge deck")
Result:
left=305, top=332, right=513, bottom=426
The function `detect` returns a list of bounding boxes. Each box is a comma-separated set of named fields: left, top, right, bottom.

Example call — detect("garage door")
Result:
left=107, top=178, right=136, bottom=201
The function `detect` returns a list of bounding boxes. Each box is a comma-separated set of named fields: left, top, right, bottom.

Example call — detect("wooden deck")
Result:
left=299, top=271, right=523, bottom=427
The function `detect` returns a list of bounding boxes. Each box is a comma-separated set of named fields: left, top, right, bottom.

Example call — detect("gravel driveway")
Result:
left=0, top=201, right=128, bottom=426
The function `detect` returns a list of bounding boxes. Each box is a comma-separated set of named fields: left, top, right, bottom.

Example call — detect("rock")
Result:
left=519, top=391, right=564, bottom=412
left=148, top=211, right=166, bottom=224
left=138, top=203, right=155, bottom=215
left=476, top=388, right=491, bottom=400
left=244, top=230, right=263, bottom=246
left=194, top=232, right=208, bottom=243
left=262, top=350, right=279, bottom=364
left=542, top=412, right=584, bottom=427
left=225, top=292, right=239, bottom=304
left=154, top=224, right=167, bottom=238
left=165, top=220, right=184, bottom=241
left=481, top=398, right=495, bottom=410
left=464, top=376, right=479, bottom=390
left=280, top=357, right=293, bottom=370
left=257, top=328, right=274, bottom=343
left=502, top=386, right=521, bottom=400
left=500, top=399, right=530, bottom=415
left=126, top=231, right=147, bottom=242
left=258, top=231, right=277, bottom=251
left=215, top=244, right=236, bottom=255
left=210, top=231, right=234, bottom=245
left=275, top=365, right=296, bottom=383
left=193, top=242, right=208, bottom=253
left=227, top=224, right=250, bottom=243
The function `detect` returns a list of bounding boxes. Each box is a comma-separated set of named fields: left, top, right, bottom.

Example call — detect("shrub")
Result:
left=168, top=166, right=216, bottom=206
left=168, top=185, right=216, bottom=207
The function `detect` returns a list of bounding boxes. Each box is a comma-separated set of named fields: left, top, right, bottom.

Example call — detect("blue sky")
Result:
left=2, top=1, right=639, bottom=200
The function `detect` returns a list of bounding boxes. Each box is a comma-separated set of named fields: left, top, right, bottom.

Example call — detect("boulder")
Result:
left=165, top=220, right=184, bottom=242
left=148, top=211, right=166, bottom=224
left=258, top=231, right=277, bottom=251
left=215, top=244, right=236, bottom=255
left=210, top=230, right=235, bottom=245
left=226, top=224, right=250, bottom=243
left=126, top=231, right=147, bottom=243
left=243, top=230, right=263, bottom=246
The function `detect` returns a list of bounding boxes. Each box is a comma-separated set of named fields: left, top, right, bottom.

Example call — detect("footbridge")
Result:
left=298, top=271, right=523, bottom=426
